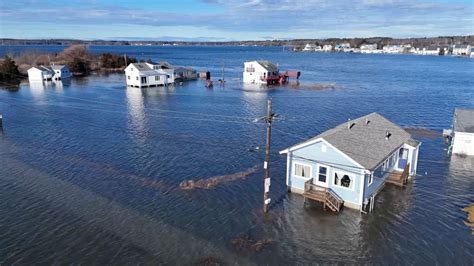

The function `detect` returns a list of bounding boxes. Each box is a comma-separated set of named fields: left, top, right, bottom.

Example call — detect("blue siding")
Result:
left=288, top=140, right=365, bottom=206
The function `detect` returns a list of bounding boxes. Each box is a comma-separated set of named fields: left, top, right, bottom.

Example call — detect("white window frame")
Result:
left=332, top=169, right=355, bottom=191
left=367, top=173, right=373, bottom=186
left=292, top=161, right=312, bottom=180
left=316, top=164, right=329, bottom=187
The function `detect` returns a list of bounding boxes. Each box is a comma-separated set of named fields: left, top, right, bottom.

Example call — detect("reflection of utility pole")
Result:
left=263, top=98, right=275, bottom=213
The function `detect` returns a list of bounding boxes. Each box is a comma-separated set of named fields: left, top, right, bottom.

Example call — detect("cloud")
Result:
left=0, top=0, right=472, bottom=39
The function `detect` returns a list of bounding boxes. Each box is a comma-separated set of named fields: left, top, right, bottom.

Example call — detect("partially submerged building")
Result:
left=125, top=62, right=175, bottom=88
left=243, top=60, right=300, bottom=85
left=279, top=112, right=421, bottom=212
left=449, top=108, right=474, bottom=156
left=27, top=65, right=71, bottom=82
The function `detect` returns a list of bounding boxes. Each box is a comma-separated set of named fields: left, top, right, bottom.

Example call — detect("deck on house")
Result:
left=303, top=179, right=344, bottom=212
left=386, top=163, right=410, bottom=187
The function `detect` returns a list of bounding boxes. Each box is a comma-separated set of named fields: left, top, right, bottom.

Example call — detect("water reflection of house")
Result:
left=280, top=113, right=421, bottom=213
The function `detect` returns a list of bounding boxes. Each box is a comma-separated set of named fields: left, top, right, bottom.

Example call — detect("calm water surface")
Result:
left=0, top=46, right=473, bottom=264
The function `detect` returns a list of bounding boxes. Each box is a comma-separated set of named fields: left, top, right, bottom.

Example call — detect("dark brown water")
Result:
left=0, top=46, right=473, bottom=264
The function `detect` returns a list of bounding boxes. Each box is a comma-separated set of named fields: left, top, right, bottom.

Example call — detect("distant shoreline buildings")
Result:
left=296, top=43, right=473, bottom=57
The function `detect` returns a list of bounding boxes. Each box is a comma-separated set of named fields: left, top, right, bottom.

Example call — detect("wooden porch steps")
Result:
left=386, top=163, right=410, bottom=187
left=303, top=179, right=343, bottom=212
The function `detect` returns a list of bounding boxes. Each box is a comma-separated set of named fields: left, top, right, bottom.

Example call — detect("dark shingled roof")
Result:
left=288, top=112, right=420, bottom=170
left=453, top=108, right=474, bottom=133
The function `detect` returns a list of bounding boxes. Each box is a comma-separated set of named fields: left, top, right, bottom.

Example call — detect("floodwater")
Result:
left=0, top=46, right=473, bottom=264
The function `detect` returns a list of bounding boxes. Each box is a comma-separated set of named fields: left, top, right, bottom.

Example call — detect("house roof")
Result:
left=453, top=108, right=474, bottom=133
left=130, top=63, right=153, bottom=71
left=256, top=61, right=278, bottom=72
left=51, top=65, right=67, bottom=70
left=281, top=112, right=420, bottom=170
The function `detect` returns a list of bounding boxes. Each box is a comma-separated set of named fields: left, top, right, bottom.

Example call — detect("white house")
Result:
left=360, top=43, right=378, bottom=53
left=243, top=61, right=279, bottom=85
left=450, top=108, right=474, bottom=156
left=322, top=45, right=333, bottom=52
left=280, top=112, right=420, bottom=212
left=27, top=66, right=53, bottom=82
left=422, top=47, right=441, bottom=56
left=335, top=43, right=351, bottom=51
left=302, top=44, right=322, bottom=52
left=452, top=45, right=471, bottom=56
left=27, top=65, right=71, bottom=82
left=125, top=62, right=175, bottom=88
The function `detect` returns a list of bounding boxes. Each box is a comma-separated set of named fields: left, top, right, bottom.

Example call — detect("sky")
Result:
left=0, top=0, right=472, bottom=41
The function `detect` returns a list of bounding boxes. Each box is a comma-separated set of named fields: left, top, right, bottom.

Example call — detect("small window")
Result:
left=318, top=166, right=327, bottom=183
left=294, top=163, right=311, bottom=178
left=136, top=77, right=139, bottom=80
left=367, top=173, right=373, bottom=186
left=155, top=76, right=160, bottom=81
left=127, top=76, right=130, bottom=80
left=131, top=67, right=133, bottom=71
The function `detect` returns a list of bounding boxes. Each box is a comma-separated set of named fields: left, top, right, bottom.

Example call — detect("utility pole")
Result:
left=263, top=98, right=274, bottom=213
left=124, top=54, right=128, bottom=67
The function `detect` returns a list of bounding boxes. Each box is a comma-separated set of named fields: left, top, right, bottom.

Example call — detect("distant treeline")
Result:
left=1, top=35, right=473, bottom=47
left=9, top=45, right=139, bottom=76
left=0, top=45, right=144, bottom=86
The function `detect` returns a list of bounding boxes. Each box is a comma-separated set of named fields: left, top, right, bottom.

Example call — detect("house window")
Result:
left=141, top=76, right=147, bottom=84
left=155, top=76, right=160, bottom=81
left=334, top=171, right=353, bottom=189
left=294, top=163, right=311, bottom=178
left=318, top=166, right=327, bottom=183
left=367, top=173, right=373, bottom=186
left=127, top=76, right=130, bottom=80
left=136, top=77, right=139, bottom=80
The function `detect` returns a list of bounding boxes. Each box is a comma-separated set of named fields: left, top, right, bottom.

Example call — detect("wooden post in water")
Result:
left=263, top=99, right=274, bottom=213
left=0, top=114, right=3, bottom=132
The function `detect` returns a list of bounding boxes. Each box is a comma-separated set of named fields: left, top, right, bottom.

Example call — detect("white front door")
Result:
left=315, top=164, right=329, bottom=187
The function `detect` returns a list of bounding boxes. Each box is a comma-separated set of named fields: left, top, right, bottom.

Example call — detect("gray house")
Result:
left=280, top=112, right=421, bottom=212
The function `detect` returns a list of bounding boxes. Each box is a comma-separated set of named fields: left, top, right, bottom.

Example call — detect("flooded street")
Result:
left=0, top=46, right=473, bottom=264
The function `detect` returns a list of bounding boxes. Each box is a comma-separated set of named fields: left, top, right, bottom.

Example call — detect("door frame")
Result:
left=315, top=164, right=330, bottom=187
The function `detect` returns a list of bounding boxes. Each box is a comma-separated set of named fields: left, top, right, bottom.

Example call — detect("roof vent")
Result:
left=385, top=130, right=391, bottom=140
left=365, top=118, right=370, bottom=126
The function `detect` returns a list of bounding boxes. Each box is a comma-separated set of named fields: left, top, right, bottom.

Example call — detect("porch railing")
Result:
left=304, top=178, right=343, bottom=212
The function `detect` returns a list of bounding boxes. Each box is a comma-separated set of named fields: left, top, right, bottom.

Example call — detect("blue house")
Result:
left=279, top=113, right=421, bottom=212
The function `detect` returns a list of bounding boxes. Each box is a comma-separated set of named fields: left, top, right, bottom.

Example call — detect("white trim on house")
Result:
left=280, top=138, right=366, bottom=170
left=332, top=168, right=356, bottom=191
left=315, top=163, right=330, bottom=187
left=292, top=161, right=313, bottom=180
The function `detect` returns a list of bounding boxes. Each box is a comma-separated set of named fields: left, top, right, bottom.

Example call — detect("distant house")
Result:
left=27, top=65, right=70, bottom=82
left=335, top=43, right=351, bottom=51
left=452, top=45, right=471, bottom=56
left=51, top=65, right=71, bottom=81
left=27, top=66, right=53, bottom=82
left=322, top=45, right=333, bottom=52
left=279, top=112, right=421, bottom=212
left=156, top=61, right=197, bottom=81
left=470, top=48, right=474, bottom=58
left=450, top=108, right=474, bottom=156
left=422, top=46, right=441, bottom=56
left=302, top=44, right=322, bottom=52
left=360, top=44, right=380, bottom=54
left=125, top=62, right=175, bottom=88
left=243, top=60, right=279, bottom=85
